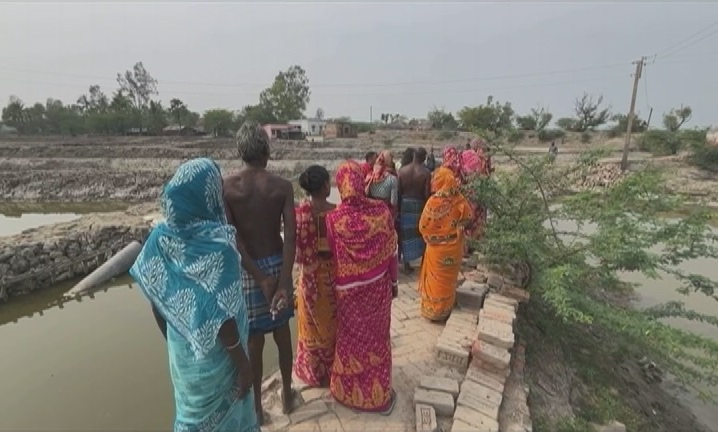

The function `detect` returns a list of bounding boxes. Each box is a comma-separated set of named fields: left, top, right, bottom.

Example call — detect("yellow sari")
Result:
left=418, top=167, right=473, bottom=321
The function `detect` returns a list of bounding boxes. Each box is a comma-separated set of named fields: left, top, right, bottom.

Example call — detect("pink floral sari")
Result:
left=325, top=160, right=398, bottom=412
left=293, top=200, right=337, bottom=387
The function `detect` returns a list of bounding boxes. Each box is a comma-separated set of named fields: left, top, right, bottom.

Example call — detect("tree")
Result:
left=315, top=107, right=325, bottom=120
left=116, top=61, right=158, bottom=132
left=169, top=98, right=189, bottom=128
left=515, top=105, right=553, bottom=132
left=572, top=93, right=611, bottom=132
left=237, top=104, right=277, bottom=126
left=663, top=105, right=692, bottom=132
left=203, top=109, right=235, bottom=137
left=556, top=117, right=577, bottom=131
left=77, top=85, right=109, bottom=114
left=1, top=96, right=27, bottom=132
left=457, top=96, right=514, bottom=134
left=610, top=113, right=647, bottom=134
left=465, top=144, right=718, bottom=411
left=146, top=101, right=168, bottom=135
left=258, top=65, right=310, bottom=122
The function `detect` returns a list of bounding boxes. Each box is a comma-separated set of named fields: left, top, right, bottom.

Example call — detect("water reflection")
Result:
left=0, top=276, right=296, bottom=431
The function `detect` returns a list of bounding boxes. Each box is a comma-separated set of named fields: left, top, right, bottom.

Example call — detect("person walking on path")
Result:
left=365, top=150, right=399, bottom=218
left=293, top=165, right=337, bottom=388
left=130, top=158, right=260, bottom=432
left=418, top=165, right=473, bottom=321
left=397, top=147, right=431, bottom=274
left=326, top=160, right=399, bottom=414
left=223, top=121, right=297, bottom=424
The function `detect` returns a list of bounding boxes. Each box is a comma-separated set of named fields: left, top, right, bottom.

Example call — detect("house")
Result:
left=324, top=121, right=357, bottom=139
left=162, top=125, right=206, bottom=136
left=0, top=122, right=18, bottom=135
left=289, top=118, right=326, bottom=136
left=262, top=124, right=304, bottom=140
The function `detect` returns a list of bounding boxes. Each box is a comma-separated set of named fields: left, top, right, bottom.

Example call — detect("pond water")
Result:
left=0, top=276, right=297, bottom=430
left=0, top=213, right=80, bottom=237
left=556, top=219, right=718, bottom=427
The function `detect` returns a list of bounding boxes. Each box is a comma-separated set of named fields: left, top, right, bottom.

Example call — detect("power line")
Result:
left=0, top=49, right=715, bottom=92
left=656, top=21, right=718, bottom=59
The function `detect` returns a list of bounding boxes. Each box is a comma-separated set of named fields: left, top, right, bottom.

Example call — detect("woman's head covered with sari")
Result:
left=421, top=166, right=473, bottom=243
left=130, top=158, right=244, bottom=359
left=442, top=146, right=463, bottom=181
left=328, top=160, right=397, bottom=282
left=365, top=150, right=394, bottom=191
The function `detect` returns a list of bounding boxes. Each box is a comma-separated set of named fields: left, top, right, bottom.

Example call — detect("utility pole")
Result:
left=370, top=106, right=373, bottom=123
left=621, top=57, right=646, bottom=171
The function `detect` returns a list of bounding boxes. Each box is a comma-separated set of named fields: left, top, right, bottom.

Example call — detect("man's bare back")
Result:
left=223, top=168, right=292, bottom=259
left=398, top=163, right=431, bottom=201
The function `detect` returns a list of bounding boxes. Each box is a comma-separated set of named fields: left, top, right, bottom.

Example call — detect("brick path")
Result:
left=260, top=264, right=532, bottom=432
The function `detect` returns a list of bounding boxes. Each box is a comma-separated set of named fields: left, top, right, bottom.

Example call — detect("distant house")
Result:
left=289, top=118, right=326, bottom=136
left=162, top=125, right=206, bottom=136
left=324, top=121, right=357, bottom=139
left=0, top=122, right=18, bottom=135
left=262, top=124, right=304, bottom=140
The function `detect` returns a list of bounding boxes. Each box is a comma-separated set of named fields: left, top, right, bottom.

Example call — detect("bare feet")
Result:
left=402, top=263, right=414, bottom=275
left=282, top=388, right=299, bottom=414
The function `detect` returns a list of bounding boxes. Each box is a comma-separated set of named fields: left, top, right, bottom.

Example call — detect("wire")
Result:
left=657, top=21, right=718, bottom=59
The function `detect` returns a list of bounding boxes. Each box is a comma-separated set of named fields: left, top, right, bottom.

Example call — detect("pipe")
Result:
left=65, top=241, right=142, bottom=298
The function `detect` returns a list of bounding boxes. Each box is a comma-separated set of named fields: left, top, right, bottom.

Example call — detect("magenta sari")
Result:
left=325, top=160, right=398, bottom=412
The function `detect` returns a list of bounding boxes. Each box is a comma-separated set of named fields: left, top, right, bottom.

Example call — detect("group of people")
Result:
left=128, top=121, right=493, bottom=432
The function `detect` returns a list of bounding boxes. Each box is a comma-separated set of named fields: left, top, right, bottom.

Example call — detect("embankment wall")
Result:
left=0, top=213, right=151, bottom=300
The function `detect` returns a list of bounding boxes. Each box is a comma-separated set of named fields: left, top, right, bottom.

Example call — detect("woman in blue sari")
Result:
left=130, top=158, right=260, bottom=432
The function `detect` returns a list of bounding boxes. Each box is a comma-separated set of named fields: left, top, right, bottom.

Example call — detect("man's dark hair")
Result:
left=365, top=151, right=378, bottom=162
left=465, top=142, right=471, bottom=150
left=400, top=147, right=415, bottom=166
left=414, top=147, right=427, bottom=163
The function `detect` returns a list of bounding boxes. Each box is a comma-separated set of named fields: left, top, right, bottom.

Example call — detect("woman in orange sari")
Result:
left=293, top=165, right=337, bottom=388
left=417, top=165, right=473, bottom=321
left=326, top=160, right=399, bottom=414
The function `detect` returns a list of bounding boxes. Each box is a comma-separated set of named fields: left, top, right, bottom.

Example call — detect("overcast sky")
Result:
left=1, top=1, right=716, bottom=126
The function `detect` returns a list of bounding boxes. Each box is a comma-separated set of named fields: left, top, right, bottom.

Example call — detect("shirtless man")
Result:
left=397, top=147, right=432, bottom=274
left=223, top=121, right=296, bottom=423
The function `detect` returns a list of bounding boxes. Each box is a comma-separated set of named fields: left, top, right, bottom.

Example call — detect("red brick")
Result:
left=479, top=307, right=515, bottom=326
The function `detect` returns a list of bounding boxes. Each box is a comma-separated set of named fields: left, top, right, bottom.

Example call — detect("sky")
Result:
left=1, top=1, right=717, bottom=127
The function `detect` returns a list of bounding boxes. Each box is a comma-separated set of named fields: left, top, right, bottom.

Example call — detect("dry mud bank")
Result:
left=0, top=210, right=151, bottom=301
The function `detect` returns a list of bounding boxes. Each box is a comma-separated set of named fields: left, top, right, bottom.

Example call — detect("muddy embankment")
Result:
left=0, top=211, right=151, bottom=301
left=0, top=136, right=366, bottom=202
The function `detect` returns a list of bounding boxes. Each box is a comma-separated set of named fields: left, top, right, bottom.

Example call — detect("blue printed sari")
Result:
left=130, top=158, right=260, bottom=432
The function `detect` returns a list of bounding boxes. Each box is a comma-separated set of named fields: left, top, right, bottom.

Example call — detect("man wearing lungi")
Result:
left=397, top=147, right=431, bottom=274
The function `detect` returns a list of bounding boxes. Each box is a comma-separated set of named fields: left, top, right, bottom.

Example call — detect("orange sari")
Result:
left=293, top=200, right=337, bottom=387
left=418, top=167, right=473, bottom=321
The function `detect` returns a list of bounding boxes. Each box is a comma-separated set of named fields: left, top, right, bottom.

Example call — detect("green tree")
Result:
left=572, top=93, right=611, bottom=132
left=169, top=98, right=189, bottom=128
left=146, top=101, right=168, bottom=135
left=610, top=113, right=647, bottom=134
left=556, top=117, right=577, bottom=131
left=457, top=96, right=514, bottom=134
left=237, top=104, right=277, bottom=125
left=515, top=105, right=553, bottom=132
left=1, top=96, right=27, bottom=133
left=663, top=105, right=692, bottom=132
left=76, top=85, right=109, bottom=114
left=466, top=144, right=718, bottom=399
left=427, top=107, right=458, bottom=130
left=315, top=107, right=325, bottom=120
left=203, top=109, right=235, bottom=137
left=116, top=61, right=158, bottom=132
left=259, top=65, right=310, bottom=123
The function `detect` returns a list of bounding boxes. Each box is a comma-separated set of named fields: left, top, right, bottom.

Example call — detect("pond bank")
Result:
left=0, top=210, right=150, bottom=301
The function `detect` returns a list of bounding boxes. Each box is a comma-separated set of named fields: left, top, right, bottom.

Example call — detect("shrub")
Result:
left=580, top=132, right=591, bottom=143
left=508, top=129, right=525, bottom=144
left=639, top=130, right=682, bottom=155
left=690, top=146, right=718, bottom=172
left=537, top=129, right=565, bottom=143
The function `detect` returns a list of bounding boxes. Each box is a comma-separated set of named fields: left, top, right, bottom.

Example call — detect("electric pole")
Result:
left=621, top=57, right=646, bottom=171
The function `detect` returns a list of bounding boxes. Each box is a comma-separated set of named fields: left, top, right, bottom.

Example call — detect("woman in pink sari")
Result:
left=294, top=165, right=337, bottom=388
left=326, top=160, right=399, bottom=414
left=460, top=139, right=491, bottom=243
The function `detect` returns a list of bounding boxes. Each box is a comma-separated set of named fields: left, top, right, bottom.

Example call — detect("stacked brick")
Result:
left=422, top=264, right=532, bottom=432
